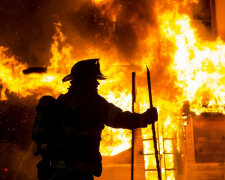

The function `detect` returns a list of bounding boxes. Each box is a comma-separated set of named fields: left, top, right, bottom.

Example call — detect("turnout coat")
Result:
left=32, top=88, right=148, bottom=178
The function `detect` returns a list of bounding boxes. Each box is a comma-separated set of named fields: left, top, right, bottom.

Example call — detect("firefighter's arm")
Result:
left=105, top=103, right=158, bottom=130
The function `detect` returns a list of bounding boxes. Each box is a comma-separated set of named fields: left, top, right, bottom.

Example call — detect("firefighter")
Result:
left=32, top=58, right=158, bottom=180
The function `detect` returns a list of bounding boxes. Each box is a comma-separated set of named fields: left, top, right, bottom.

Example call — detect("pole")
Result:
left=146, top=66, right=162, bottom=180
left=131, top=72, right=136, bottom=180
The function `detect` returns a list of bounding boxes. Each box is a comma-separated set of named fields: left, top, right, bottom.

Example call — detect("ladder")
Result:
left=142, top=123, right=178, bottom=179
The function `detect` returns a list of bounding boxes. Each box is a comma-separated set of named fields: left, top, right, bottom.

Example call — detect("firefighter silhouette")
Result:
left=32, top=58, right=158, bottom=180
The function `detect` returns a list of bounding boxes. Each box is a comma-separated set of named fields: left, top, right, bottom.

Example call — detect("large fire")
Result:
left=0, top=0, right=224, bottom=179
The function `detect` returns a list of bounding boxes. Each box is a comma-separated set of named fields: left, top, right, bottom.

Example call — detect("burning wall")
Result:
left=0, top=0, right=225, bottom=179
left=214, top=0, right=225, bottom=40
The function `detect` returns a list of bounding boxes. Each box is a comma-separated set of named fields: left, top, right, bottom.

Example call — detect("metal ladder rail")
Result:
left=161, top=125, right=178, bottom=179
left=142, top=123, right=161, bottom=178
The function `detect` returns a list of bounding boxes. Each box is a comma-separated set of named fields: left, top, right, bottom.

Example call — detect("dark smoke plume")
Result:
left=0, top=0, right=156, bottom=65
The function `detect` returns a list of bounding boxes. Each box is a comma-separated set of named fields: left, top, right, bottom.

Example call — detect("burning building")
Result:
left=0, top=0, right=225, bottom=179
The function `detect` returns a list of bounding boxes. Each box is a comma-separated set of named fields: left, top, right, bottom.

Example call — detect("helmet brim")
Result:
left=62, top=74, right=106, bottom=82
left=62, top=74, right=73, bottom=82
left=96, top=75, right=107, bottom=80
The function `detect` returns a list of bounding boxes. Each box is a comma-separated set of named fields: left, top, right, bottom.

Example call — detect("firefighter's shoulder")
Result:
left=37, top=95, right=57, bottom=109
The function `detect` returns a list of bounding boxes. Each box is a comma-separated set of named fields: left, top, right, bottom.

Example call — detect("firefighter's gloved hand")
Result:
left=142, top=107, right=158, bottom=124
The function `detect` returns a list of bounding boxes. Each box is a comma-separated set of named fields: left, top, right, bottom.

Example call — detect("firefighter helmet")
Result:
left=62, top=59, right=106, bottom=82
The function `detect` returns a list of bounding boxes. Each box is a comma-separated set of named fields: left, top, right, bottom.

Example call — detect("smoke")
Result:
left=0, top=0, right=156, bottom=66
left=0, top=100, right=38, bottom=180
left=67, top=0, right=156, bottom=58
left=0, top=143, right=39, bottom=180
left=0, top=0, right=52, bottom=66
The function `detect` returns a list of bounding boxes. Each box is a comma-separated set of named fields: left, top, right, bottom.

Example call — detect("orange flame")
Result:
left=1, top=0, right=225, bottom=179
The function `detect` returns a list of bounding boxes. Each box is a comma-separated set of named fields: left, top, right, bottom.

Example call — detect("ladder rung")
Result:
left=144, top=168, right=177, bottom=171
left=142, top=138, right=159, bottom=141
left=142, top=138, right=177, bottom=141
left=143, top=152, right=176, bottom=155
left=142, top=153, right=156, bottom=155
left=144, top=169, right=158, bottom=171
left=163, top=138, right=176, bottom=140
